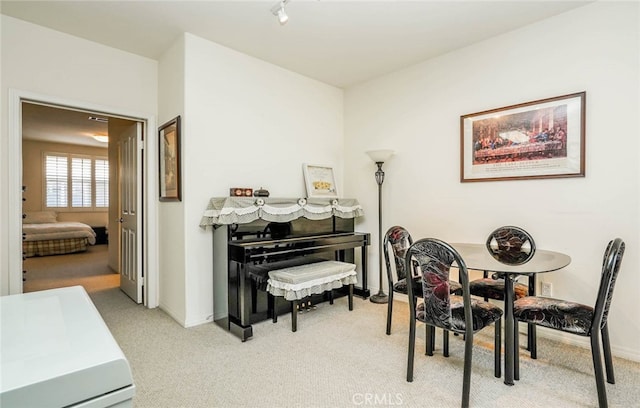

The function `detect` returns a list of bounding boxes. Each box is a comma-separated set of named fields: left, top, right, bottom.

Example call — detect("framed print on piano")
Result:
left=303, top=164, right=338, bottom=198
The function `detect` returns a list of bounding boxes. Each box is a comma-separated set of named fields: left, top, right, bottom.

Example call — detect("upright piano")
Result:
left=201, top=197, right=370, bottom=341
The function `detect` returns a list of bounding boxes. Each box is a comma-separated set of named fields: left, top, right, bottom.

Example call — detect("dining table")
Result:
left=450, top=242, right=571, bottom=386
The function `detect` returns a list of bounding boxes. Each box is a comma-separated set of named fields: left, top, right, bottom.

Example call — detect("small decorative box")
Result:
left=230, top=187, right=253, bottom=197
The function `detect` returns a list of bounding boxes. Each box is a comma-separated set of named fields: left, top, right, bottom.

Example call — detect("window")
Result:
left=95, top=159, right=109, bottom=208
left=45, top=154, right=68, bottom=207
left=45, top=153, right=109, bottom=211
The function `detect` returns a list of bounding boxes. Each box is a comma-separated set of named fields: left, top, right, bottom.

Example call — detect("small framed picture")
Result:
left=159, top=116, right=181, bottom=201
left=303, top=164, right=338, bottom=198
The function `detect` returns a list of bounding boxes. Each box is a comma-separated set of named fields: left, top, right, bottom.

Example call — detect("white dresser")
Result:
left=1, top=286, right=135, bottom=407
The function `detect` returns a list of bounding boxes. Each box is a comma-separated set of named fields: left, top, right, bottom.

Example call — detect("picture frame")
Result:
left=460, top=92, right=585, bottom=182
left=302, top=164, right=338, bottom=198
left=158, top=116, right=181, bottom=201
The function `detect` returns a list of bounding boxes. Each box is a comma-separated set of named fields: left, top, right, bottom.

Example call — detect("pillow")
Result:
left=23, top=211, right=58, bottom=224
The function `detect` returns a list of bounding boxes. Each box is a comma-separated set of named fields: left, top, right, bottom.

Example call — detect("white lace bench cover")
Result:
left=199, top=197, right=364, bottom=227
left=266, top=261, right=357, bottom=301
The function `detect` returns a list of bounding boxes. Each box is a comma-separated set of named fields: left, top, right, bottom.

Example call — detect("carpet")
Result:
left=88, top=288, right=640, bottom=408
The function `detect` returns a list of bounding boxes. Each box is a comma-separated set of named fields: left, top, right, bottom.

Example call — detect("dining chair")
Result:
left=405, top=238, right=503, bottom=408
left=513, top=238, right=625, bottom=408
left=469, top=225, right=537, bottom=356
left=383, top=226, right=462, bottom=335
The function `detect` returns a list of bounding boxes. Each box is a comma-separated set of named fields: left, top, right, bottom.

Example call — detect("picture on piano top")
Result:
left=303, top=164, right=338, bottom=198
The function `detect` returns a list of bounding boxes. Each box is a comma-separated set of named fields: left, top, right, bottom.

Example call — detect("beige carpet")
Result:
left=87, top=287, right=640, bottom=408
left=23, top=245, right=119, bottom=293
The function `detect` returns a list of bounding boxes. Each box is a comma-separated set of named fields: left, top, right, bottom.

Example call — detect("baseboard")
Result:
left=158, top=302, right=187, bottom=327
left=184, top=314, right=214, bottom=328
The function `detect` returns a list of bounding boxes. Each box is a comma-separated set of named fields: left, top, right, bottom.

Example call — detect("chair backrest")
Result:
left=486, top=225, right=536, bottom=252
left=405, top=238, right=473, bottom=336
left=383, top=226, right=413, bottom=283
left=592, top=238, right=625, bottom=332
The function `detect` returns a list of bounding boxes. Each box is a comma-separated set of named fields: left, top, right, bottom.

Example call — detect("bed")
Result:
left=22, top=211, right=97, bottom=257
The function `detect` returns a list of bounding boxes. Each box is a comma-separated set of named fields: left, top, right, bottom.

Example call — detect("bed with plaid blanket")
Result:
left=22, top=222, right=97, bottom=257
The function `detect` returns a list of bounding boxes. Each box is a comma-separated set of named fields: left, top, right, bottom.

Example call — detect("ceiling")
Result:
left=2, top=0, right=591, bottom=88
left=3, top=1, right=591, bottom=146
left=21, top=103, right=111, bottom=148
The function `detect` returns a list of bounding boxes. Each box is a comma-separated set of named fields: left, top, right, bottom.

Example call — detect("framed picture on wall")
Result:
left=460, top=92, right=586, bottom=182
left=158, top=116, right=181, bottom=201
left=303, top=164, right=338, bottom=198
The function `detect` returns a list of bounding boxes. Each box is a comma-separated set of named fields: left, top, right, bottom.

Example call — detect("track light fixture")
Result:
left=271, top=0, right=290, bottom=25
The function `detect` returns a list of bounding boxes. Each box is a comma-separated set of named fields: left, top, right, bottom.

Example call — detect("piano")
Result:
left=202, top=197, right=369, bottom=341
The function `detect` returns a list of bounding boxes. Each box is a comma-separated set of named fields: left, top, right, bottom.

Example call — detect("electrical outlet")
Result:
left=540, top=281, right=552, bottom=297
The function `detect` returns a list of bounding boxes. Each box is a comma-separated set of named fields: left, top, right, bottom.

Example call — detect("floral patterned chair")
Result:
left=513, top=238, right=625, bottom=408
left=469, top=225, right=538, bottom=356
left=405, top=238, right=503, bottom=408
left=383, top=226, right=462, bottom=335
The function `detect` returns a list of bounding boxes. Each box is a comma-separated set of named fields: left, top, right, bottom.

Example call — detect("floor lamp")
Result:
left=366, top=149, right=395, bottom=304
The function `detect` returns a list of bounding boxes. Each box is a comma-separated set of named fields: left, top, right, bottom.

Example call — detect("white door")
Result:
left=119, top=122, right=143, bottom=303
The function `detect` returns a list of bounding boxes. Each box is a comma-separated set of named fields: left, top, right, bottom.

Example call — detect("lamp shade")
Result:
left=366, top=149, right=395, bottom=163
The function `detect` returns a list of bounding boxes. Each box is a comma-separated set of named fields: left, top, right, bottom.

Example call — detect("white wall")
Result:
left=161, top=33, right=344, bottom=326
left=345, top=1, right=640, bottom=360
left=0, top=15, right=158, bottom=295
left=156, top=36, right=187, bottom=324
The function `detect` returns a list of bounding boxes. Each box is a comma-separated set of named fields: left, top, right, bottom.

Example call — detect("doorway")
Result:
left=21, top=102, right=131, bottom=297
left=7, top=89, right=158, bottom=307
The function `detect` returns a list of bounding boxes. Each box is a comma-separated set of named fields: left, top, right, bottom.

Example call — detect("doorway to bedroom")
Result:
left=21, top=102, right=139, bottom=299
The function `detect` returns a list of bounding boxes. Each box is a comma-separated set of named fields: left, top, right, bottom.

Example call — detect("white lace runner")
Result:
left=199, top=197, right=364, bottom=227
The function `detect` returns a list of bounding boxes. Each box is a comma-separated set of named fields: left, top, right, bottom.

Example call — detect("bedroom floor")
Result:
left=22, top=245, right=119, bottom=294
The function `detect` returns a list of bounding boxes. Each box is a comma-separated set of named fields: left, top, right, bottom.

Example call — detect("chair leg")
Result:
left=348, top=283, right=354, bottom=311
left=426, top=325, right=434, bottom=356
left=407, top=317, right=416, bottom=382
left=495, top=319, right=502, bottom=379
left=528, top=323, right=537, bottom=359
left=329, top=289, right=334, bottom=305
left=590, top=331, right=609, bottom=408
left=386, top=289, right=394, bottom=335
left=601, top=324, right=615, bottom=384
left=271, top=295, right=277, bottom=323
left=443, top=329, right=450, bottom=357
left=462, top=333, right=473, bottom=408
left=292, top=300, right=299, bottom=332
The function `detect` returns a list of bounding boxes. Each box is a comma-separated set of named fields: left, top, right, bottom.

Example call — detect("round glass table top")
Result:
left=451, top=243, right=571, bottom=274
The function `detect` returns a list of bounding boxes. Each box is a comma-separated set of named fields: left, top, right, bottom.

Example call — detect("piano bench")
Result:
left=247, top=257, right=326, bottom=314
left=266, top=260, right=357, bottom=332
